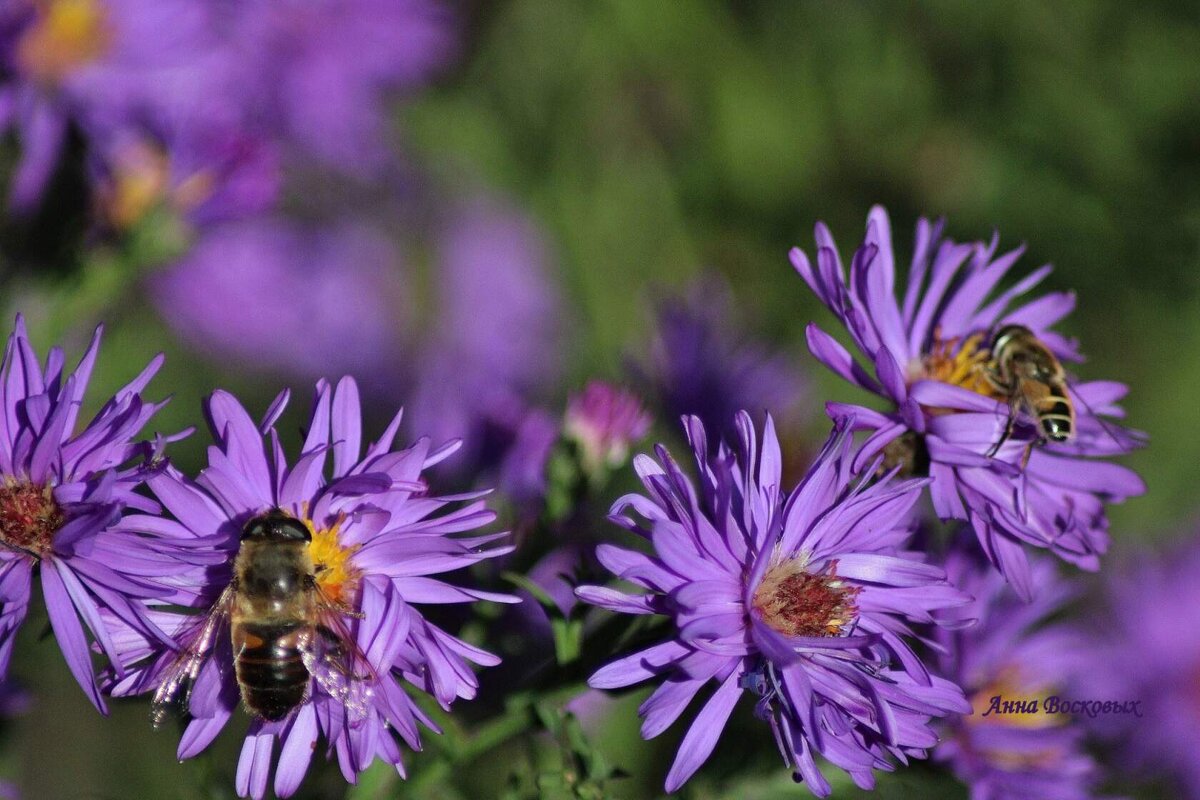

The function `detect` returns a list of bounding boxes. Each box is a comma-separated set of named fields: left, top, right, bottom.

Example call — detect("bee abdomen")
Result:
left=234, top=621, right=310, bottom=721
left=1033, top=395, right=1073, bottom=442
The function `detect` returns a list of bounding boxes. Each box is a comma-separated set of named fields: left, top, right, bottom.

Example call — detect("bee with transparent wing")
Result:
left=152, top=509, right=376, bottom=726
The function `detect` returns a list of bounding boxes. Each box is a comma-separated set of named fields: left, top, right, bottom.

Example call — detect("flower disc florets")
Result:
left=933, top=546, right=1100, bottom=799
left=752, top=555, right=860, bottom=638
left=0, top=480, right=64, bottom=556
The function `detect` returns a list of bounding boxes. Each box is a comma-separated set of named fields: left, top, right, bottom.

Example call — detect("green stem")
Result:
left=406, top=683, right=588, bottom=795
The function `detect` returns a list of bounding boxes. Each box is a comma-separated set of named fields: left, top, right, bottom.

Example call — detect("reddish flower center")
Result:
left=753, top=557, right=860, bottom=638
left=0, top=480, right=64, bottom=557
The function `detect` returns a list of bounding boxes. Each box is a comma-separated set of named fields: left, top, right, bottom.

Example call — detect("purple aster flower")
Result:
left=0, top=0, right=219, bottom=211
left=1076, top=535, right=1200, bottom=798
left=575, top=413, right=970, bottom=795
left=562, top=381, right=651, bottom=477
left=105, top=376, right=517, bottom=800
left=632, top=276, right=810, bottom=446
left=791, top=206, right=1145, bottom=600
left=0, top=315, right=175, bottom=711
left=933, top=544, right=1101, bottom=799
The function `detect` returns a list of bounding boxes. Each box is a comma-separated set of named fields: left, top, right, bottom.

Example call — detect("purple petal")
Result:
left=663, top=669, right=742, bottom=792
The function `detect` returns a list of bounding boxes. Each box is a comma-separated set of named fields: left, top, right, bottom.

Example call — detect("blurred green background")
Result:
left=2, top=0, right=1198, bottom=797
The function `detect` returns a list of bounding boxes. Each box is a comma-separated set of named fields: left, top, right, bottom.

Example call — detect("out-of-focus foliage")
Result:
left=0, top=0, right=1195, bottom=798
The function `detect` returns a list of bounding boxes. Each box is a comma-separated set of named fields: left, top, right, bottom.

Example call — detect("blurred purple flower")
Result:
left=0, top=315, right=176, bottom=711
left=106, top=377, right=517, bottom=800
left=632, top=277, right=809, bottom=445
left=563, top=381, right=650, bottom=476
left=408, top=197, right=565, bottom=474
left=0, top=0, right=219, bottom=211
left=934, top=545, right=1101, bottom=800
left=1077, top=536, right=1200, bottom=798
left=150, top=218, right=408, bottom=392
left=94, top=125, right=280, bottom=232
left=217, top=0, right=456, bottom=176
left=496, top=407, right=558, bottom=515
left=576, top=413, right=969, bottom=795
left=791, top=206, right=1145, bottom=600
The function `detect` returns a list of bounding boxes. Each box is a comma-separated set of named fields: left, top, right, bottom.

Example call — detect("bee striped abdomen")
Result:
left=233, top=621, right=310, bottom=721
left=1036, top=393, right=1073, bottom=441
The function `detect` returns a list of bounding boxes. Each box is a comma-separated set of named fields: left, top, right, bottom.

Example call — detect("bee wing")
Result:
left=150, top=586, right=235, bottom=728
left=299, top=584, right=378, bottom=724
left=1064, top=380, right=1145, bottom=453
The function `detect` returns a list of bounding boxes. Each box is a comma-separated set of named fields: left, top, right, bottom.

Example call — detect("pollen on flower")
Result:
left=752, top=555, right=861, bottom=638
left=305, top=517, right=361, bottom=606
left=0, top=479, right=64, bottom=557
left=920, top=331, right=1001, bottom=400
left=16, top=0, right=112, bottom=84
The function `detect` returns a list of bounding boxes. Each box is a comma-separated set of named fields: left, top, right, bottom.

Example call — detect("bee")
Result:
left=980, top=324, right=1074, bottom=461
left=152, top=509, right=373, bottom=726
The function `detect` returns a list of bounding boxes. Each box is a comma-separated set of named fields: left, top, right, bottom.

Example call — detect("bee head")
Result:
left=241, top=509, right=312, bottom=543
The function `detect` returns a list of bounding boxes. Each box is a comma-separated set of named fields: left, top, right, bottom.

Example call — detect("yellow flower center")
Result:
left=920, top=332, right=1001, bottom=399
left=961, top=666, right=1067, bottom=769
left=967, top=666, right=1064, bottom=731
left=101, top=140, right=215, bottom=231
left=17, top=0, right=112, bottom=84
left=304, top=516, right=361, bottom=607
left=753, top=554, right=860, bottom=638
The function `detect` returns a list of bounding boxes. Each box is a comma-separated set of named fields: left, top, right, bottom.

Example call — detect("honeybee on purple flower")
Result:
left=791, top=206, right=1145, bottom=599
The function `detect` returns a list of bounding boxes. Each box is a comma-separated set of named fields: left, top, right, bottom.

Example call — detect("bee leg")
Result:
left=1019, top=440, right=1035, bottom=471
left=986, top=401, right=1019, bottom=458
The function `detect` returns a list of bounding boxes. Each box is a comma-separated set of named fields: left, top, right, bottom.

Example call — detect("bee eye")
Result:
left=276, top=518, right=311, bottom=542
left=241, top=517, right=269, bottom=540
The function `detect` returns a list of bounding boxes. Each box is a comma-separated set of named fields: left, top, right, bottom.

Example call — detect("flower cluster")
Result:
left=2, top=1, right=565, bottom=476
left=0, top=203, right=1148, bottom=798
left=1, top=0, right=451, bottom=219
left=576, top=206, right=1145, bottom=795
left=790, top=206, right=1145, bottom=598
left=0, top=315, right=516, bottom=799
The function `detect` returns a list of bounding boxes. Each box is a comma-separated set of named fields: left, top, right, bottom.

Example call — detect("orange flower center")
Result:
left=305, top=517, right=361, bottom=607
left=920, top=332, right=1001, bottom=399
left=16, top=0, right=111, bottom=84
